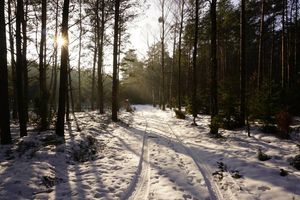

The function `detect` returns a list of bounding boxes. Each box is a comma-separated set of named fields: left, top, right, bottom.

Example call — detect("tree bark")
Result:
left=97, top=0, right=105, bottom=114
left=112, top=0, right=120, bottom=121
left=281, top=0, right=286, bottom=90
left=23, top=1, right=28, bottom=123
left=0, top=0, right=12, bottom=144
left=16, top=0, right=27, bottom=137
left=240, top=0, right=246, bottom=126
left=257, top=0, right=265, bottom=90
left=77, top=0, right=82, bottom=112
left=56, top=0, right=70, bottom=136
left=177, top=0, right=184, bottom=111
left=192, top=0, right=199, bottom=125
left=161, top=0, right=166, bottom=111
left=211, top=0, right=218, bottom=118
left=39, top=0, right=48, bottom=130
left=91, top=29, right=98, bottom=110
left=8, top=0, right=17, bottom=120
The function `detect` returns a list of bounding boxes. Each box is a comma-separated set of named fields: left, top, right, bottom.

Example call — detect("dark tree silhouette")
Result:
left=112, top=0, right=121, bottom=122
left=16, top=0, right=27, bottom=137
left=56, top=0, right=70, bottom=136
left=0, top=0, right=12, bottom=144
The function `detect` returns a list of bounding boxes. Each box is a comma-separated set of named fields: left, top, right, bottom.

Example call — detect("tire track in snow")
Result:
left=123, top=112, right=150, bottom=200
left=144, top=115, right=224, bottom=200
left=165, top=123, right=225, bottom=200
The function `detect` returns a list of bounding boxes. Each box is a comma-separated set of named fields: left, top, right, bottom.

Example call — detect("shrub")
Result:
left=174, top=109, right=186, bottom=119
left=291, top=154, right=300, bottom=170
left=275, top=109, right=292, bottom=139
left=257, top=149, right=271, bottom=161
left=210, top=116, right=221, bottom=135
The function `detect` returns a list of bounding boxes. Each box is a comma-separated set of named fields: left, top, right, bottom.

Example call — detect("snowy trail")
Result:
left=124, top=113, right=151, bottom=200
left=145, top=117, right=222, bottom=200
left=132, top=105, right=213, bottom=200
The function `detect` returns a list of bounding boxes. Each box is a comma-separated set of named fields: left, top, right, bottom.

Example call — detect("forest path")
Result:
left=126, top=105, right=224, bottom=200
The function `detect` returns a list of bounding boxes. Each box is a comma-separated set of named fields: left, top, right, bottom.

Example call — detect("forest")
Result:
left=0, top=0, right=300, bottom=199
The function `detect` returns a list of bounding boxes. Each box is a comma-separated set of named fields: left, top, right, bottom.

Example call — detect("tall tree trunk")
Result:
left=23, top=1, right=28, bottom=122
left=178, top=0, right=184, bottom=111
left=170, top=24, right=176, bottom=105
left=161, top=0, right=166, bottom=111
left=112, top=0, right=120, bottom=121
left=8, top=0, right=17, bottom=120
left=281, top=0, right=286, bottom=90
left=55, top=0, right=70, bottom=137
left=77, top=0, right=82, bottom=112
left=295, top=0, right=298, bottom=77
left=211, top=0, right=218, bottom=118
left=257, top=0, right=265, bottom=90
left=16, top=0, right=27, bottom=137
left=39, top=0, right=48, bottom=130
left=91, top=29, right=98, bottom=110
left=97, top=0, right=105, bottom=114
left=0, top=0, right=12, bottom=144
left=240, top=0, right=246, bottom=126
left=50, top=0, right=59, bottom=113
left=192, top=0, right=199, bottom=125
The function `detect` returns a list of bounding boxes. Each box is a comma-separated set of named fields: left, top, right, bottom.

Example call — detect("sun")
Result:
left=56, top=36, right=66, bottom=47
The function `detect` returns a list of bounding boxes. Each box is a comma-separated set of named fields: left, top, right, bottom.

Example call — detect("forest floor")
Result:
left=0, top=105, right=300, bottom=200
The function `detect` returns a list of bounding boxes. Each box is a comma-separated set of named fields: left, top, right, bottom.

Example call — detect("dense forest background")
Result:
left=0, top=0, right=299, bottom=143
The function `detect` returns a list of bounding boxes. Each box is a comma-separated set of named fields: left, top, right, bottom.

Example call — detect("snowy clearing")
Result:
left=1, top=105, right=300, bottom=200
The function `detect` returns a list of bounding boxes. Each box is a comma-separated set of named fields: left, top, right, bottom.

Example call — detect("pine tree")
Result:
left=0, top=0, right=12, bottom=144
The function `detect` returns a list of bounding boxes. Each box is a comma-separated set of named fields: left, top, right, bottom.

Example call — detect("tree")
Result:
left=56, top=0, right=70, bottom=136
left=177, top=0, right=185, bottom=111
left=77, top=0, right=83, bottom=112
left=112, top=0, right=121, bottom=121
left=7, top=0, right=17, bottom=119
left=39, top=0, right=49, bottom=130
left=192, top=0, right=199, bottom=125
left=0, top=0, right=12, bottom=144
left=211, top=0, right=218, bottom=118
left=159, top=0, right=166, bottom=110
left=16, top=0, right=27, bottom=137
left=97, top=0, right=105, bottom=114
left=257, top=0, right=265, bottom=90
left=240, top=0, right=246, bottom=126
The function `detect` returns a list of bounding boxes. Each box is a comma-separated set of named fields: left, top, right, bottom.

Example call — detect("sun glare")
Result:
left=56, top=36, right=66, bottom=47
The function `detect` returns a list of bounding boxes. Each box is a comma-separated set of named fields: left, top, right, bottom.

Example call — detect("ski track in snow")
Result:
left=124, top=112, right=150, bottom=200
left=140, top=111, right=223, bottom=200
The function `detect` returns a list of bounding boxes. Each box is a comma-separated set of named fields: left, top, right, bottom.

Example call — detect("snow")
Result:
left=0, top=105, right=300, bottom=200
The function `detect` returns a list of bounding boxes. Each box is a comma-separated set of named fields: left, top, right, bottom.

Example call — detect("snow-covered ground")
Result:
left=0, top=105, right=300, bottom=200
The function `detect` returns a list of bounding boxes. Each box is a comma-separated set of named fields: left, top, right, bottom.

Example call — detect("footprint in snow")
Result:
left=258, top=185, right=271, bottom=191
left=183, top=194, right=192, bottom=199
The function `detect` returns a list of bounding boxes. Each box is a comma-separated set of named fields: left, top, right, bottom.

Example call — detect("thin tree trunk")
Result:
left=192, top=0, right=199, bottom=125
left=257, top=0, right=265, bottom=90
left=281, top=0, right=286, bottom=90
left=50, top=0, right=59, bottom=113
left=240, top=0, right=246, bottom=126
left=77, top=0, right=82, bottom=112
left=178, top=0, right=184, bottom=111
left=112, top=0, right=120, bottom=121
left=8, top=0, right=17, bottom=120
left=295, top=0, right=298, bottom=76
left=39, top=0, right=48, bottom=130
left=23, top=1, right=28, bottom=122
left=0, top=0, right=12, bottom=144
left=97, top=0, right=105, bottom=114
left=16, top=0, right=27, bottom=137
left=56, top=0, right=70, bottom=137
left=170, top=23, right=176, bottom=106
left=91, top=30, right=98, bottom=110
left=161, top=0, right=166, bottom=111
left=211, top=0, right=218, bottom=118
